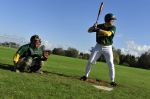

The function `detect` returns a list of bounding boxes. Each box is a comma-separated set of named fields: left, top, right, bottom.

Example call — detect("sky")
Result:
left=0, top=0, right=150, bottom=56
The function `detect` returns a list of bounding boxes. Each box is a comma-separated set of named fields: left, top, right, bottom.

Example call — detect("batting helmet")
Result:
left=104, top=13, right=116, bottom=22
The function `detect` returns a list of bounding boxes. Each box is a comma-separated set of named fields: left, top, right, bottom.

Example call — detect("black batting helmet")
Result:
left=104, top=13, right=116, bottom=22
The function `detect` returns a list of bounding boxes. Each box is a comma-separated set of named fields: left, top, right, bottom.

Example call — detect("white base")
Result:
left=93, top=85, right=113, bottom=91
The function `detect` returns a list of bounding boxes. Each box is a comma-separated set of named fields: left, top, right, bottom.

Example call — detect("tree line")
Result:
left=52, top=47, right=150, bottom=70
left=0, top=42, right=150, bottom=70
left=0, top=42, right=20, bottom=48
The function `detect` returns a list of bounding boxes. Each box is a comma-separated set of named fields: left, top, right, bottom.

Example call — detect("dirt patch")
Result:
left=86, top=78, right=111, bottom=87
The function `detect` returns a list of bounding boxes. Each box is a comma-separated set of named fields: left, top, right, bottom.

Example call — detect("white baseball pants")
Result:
left=85, top=43, right=115, bottom=82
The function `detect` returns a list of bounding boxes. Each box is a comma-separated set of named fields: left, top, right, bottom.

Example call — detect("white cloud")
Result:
left=42, top=40, right=72, bottom=51
left=121, top=41, right=150, bottom=57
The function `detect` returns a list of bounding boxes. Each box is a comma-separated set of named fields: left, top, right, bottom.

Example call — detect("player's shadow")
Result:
left=43, top=70, right=79, bottom=79
left=0, top=63, right=15, bottom=71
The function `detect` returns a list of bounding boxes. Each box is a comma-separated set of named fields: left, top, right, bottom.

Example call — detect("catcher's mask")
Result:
left=30, top=35, right=41, bottom=47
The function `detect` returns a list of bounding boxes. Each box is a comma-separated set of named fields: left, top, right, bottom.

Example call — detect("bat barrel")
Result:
left=96, top=2, right=104, bottom=23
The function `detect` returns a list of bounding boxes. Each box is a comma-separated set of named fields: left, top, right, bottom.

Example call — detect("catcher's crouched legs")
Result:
left=15, top=57, right=33, bottom=72
left=30, top=59, right=43, bottom=73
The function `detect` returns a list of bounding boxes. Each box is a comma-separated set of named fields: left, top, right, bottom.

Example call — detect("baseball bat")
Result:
left=95, top=2, right=104, bottom=24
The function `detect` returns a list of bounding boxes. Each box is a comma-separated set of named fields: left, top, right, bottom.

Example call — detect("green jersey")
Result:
left=96, top=23, right=116, bottom=45
left=17, top=44, right=44, bottom=58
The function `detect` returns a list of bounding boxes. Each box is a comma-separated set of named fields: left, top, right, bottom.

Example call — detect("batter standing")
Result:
left=80, top=13, right=117, bottom=86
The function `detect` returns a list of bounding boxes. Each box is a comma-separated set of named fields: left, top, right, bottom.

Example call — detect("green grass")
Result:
left=0, top=46, right=150, bottom=99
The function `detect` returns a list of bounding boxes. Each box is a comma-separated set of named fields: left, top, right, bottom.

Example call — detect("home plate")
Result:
left=93, top=85, right=113, bottom=91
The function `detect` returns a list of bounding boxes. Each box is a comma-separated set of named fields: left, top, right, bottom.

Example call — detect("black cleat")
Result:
left=110, top=82, right=117, bottom=87
left=80, top=76, right=87, bottom=81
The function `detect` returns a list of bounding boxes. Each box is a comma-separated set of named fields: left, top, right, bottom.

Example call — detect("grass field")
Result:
left=0, top=46, right=150, bottom=99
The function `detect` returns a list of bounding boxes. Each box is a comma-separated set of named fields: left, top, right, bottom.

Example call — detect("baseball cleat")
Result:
left=110, top=82, right=117, bottom=87
left=80, top=76, right=87, bottom=81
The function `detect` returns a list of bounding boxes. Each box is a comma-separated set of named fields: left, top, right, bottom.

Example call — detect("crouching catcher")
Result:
left=13, top=35, right=51, bottom=73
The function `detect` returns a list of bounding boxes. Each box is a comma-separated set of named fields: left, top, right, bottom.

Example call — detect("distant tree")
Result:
left=116, top=49, right=121, bottom=56
left=65, top=47, right=79, bottom=58
left=97, top=54, right=106, bottom=62
left=82, top=53, right=90, bottom=59
left=119, top=54, right=137, bottom=67
left=119, top=54, right=128, bottom=65
left=1, top=42, right=19, bottom=48
left=79, top=52, right=84, bottom=59
left=52, top=48, right=65, bottom=56
left=9, top=42, right=20, bottom=48
left=113, top=48, right=120, bottom=65
left=113, top=52, right=120, bottom=65
left=128, top=55, right=137, bottom=67
left=2, top=42, right=9, bottom=47
left=138, top=51, right=150, bottom=69
left=79, top=52, right=90, bottom=60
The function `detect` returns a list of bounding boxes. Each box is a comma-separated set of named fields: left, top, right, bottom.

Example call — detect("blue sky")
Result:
left=0, top=0, right=150, bottom=55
